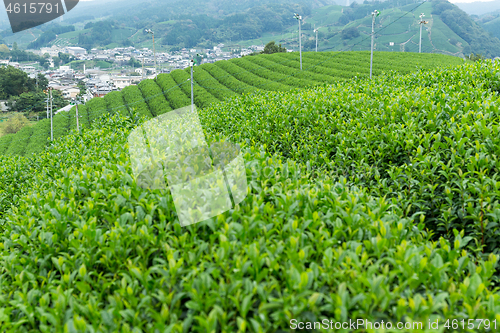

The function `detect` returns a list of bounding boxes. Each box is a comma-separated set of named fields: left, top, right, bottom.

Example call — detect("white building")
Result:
left=62, top=87, right=80, bottom=99
left=110, top=76, right=133, bottom=89
left=66, top=47, right=87, bottom=56
left=40, top=46, right=62, bottom=57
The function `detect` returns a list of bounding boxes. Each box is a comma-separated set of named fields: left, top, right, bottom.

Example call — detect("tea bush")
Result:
left=121, top=85, right=152, bottom=119
left=138, top=80, right=172, bottom=117
left=1, top=113, right=500, bottom=332
left=0, top=52, right=462, bottom=158
left=104, top=91, right=130, bottom=118
left=170, top=68, right=219, bottom=109
left=201, top=60, right=500, bottom=257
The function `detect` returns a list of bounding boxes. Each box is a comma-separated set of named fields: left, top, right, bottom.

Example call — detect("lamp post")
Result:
left=294, top=13, right=303, bottom=70
left=370, top=10, right=380, bottom=79
left=70, top=97, right=83, bottom=133
left=418, top=13, right=429, bottom=54
left=145, top=29, right=157, bottom=76
left=314, top=27, right=319, bottom=52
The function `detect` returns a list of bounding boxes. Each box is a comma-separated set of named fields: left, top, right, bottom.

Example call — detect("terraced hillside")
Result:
left=0, top=60, right=499, bottom=332
left=0, top=51, right=463, bottom=158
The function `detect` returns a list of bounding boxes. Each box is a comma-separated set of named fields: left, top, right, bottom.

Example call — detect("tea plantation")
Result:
left=0, top=51, right=462, bottom=158
left=2, top=58, right=500, bottom=332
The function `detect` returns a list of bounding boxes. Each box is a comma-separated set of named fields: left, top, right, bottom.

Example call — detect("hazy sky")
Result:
left=449, top=0, right=496, bottom=2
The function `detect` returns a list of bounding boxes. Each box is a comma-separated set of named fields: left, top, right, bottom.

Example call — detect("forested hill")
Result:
left=3, top=0, right=500, bottom=58
left=431, top=0, right=500, bottom=58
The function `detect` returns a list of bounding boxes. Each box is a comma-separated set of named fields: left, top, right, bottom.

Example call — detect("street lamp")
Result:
left=314, top=27, right=319, bottom=52
left=145, top=29, right=157, bottom=76
left=418, top=13, right=429, bottom=54
left=294, top=13, right=303, bottom=70
left=370, top=10, right=380, bottom=79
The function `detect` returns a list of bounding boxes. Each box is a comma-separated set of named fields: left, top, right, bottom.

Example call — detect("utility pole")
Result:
left=71, top=97, right=81, bottom=133
left=76, top=102, right=79, bottom=133
left=49, top=88, right=53, bottom=141
left=145, top=29, right=157, bottom=77
left=190, top=59, right=194, bottom=113
left=294, top=13, right=303, bottom=70
left=314, top=26, right=319, bottom=52
left=142, top=56, right=145, bottom=80
left=45, top=90, right=49, bottom=119
left=370, top=10, right=380, bottom=79
left=419, top=13, right=428, bottom=54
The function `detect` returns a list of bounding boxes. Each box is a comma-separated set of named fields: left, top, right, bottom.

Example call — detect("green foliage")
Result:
left=22, top=119, right=50, bottom=156
left=121, top=85, right=152, bottom=119
left=261, top=40, right=287, bottom=54
left=341, top=26, right=360, bottom=40
left=1, top=90, right=500, bottom=330
left=466, top=53, right=486, bottom=62
left=0, top=66, right=35, bottom=100
left=170, top=68, right=219, bottom=109
left=104, top=91, right=130, bottom=117
left=27, top=31, right=56, bottom=49
left=0, top=52, right=464, bottom=158
left=85, top=97, right=108, bottom=123
left=1, top=113, right=29, bottom=135
left=0, top=44, right=9, bottom=59
left=190, top=66, right=237, bottom=101
left=202, top=60, right=500, bottom=256
left=432, top=0, right=500, bottom=58
left=0, top=133, right=14, bottom=154
left=79, top=21, right=115, bottom=49
left=137, top=80, right=172, bottom=116
left=230, top=57, right=313, bottom=88
left=3, top=124, right=32, bottom=156
left=155, top=73, right=191, bottom=110
left=7, top=90, right=66, bottom=114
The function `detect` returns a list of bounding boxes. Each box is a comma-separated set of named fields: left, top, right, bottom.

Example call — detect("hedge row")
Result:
left=214, top=60, right=290, bottom=91
left=104, top=91, right=130, bottom=118
left=155, top=74, right=192, bottom=110
left=121, top=85, right=153, bottom=119
left=22, top=119, right=50, bottom=156
left=201, top=63, right=259, bottom=95
left=85, top=97, right=108, bottom=123
left=0, top=134, right=14, bottom=155
left=137, top=80, right=172, bottom=116
left=231, top=57, right=316, bottom=88
left=190, top=66, right=237, bottom=102
left=246, top=54, right=338, bottom=84
left=3, top=125, right=33, bottom=156
left=170, top=68, right=219, bottom=109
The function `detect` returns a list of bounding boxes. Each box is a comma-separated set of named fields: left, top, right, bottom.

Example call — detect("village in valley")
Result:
left=0, top=43, right=267, bottom=113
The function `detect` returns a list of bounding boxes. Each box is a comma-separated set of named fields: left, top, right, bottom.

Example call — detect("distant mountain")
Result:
left=4, top=0, right=500, bottom=58
left=454, top=0, right=500, bottom=16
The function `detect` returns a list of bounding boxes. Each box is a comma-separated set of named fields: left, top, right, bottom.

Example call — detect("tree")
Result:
left=52, top=56, right=61, bottom=67
left=466, top=53, right=485, bottom=61
left=0, top=66, right=30, bottom=98
left=58, top=53, right=74, bottom=65
left=0, top=44, right=10, bottom=59
left=262, top=41, right=287, bottom=54
left=341, top=27, right=360, bottom=40
left=36, top=74, right=48, bottom=91
left=2, top=113, right=29, bottom=135
left=128, top=57, right=141, bottom=68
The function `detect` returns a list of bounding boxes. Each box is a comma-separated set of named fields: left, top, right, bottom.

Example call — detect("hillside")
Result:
left=5, top=0, right=500, bottom=59
left=483, top=16, right=500, bottom=40
left=0, top=51, right=464, bottom=157
left=0, top=58, right=499, bottom=331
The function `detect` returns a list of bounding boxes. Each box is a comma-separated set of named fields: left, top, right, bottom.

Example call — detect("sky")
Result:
left=447, top=0, right=495, bottom=2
